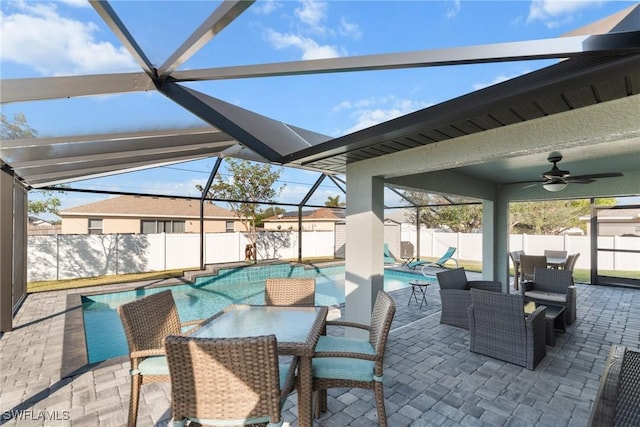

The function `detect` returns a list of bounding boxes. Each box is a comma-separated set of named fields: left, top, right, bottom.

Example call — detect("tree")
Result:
left=510, top=198, right=616, bottom=234
left=196, top=158, right=284, bottom=262
left=1, top=113, right=37, bottom=139
left=402, top=191, right=482, bottom=233
left=1, top=113, right=65, bottom=217
left=255, top=206, right=286, bottom=227
left=325, top=195, right=345, bottom=207
left=401, top=190, right=615, bottom=235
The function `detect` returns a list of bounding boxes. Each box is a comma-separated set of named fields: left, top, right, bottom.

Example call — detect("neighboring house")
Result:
left=27, top=216, right=60, bottom=235
left=262, top=207, right=345, bottom=231
left=59, top=195, right=241, bottom=234
left=582, top=208, right=640, bottom=237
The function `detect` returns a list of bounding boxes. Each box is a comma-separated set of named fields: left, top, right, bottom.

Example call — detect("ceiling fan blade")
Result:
left=568, top=172, right=623, bottom=180
left=566, top=178, right=596, bottom=184
left=522, top=182, right=540, bottom=189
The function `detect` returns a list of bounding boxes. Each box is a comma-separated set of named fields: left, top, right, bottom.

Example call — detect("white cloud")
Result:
left=527, top=0, right=603, bottom=28
left=446, top=0, right=462, bottom=19
left=471, top=69, right=531, bottom=91
left=58, top=0, right=91, bottom=8
left=333, top=96, right=431, bottom=135
left=294, top=0, right=329, bottom=34
left=252, top=0, right=282, bottom=15
left=0, top=2, right=138, bottom=76
left=265, top=29, right=343, bottom=60
left=339, top=17, right=362, bottom=40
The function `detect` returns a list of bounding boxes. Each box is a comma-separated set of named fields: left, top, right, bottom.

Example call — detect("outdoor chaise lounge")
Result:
left=469, top=289, right=547, bottom=370
left=165, top=334, right=298, bottom=427
left=521, top=267, right=576, bottom=325
left=436, top=267, right=502, bottom=329
left=408, top=246, right=458, bottom=270
left=589, top=344, right=640, bottom=427
left=383, top=243, right=395, bottom=264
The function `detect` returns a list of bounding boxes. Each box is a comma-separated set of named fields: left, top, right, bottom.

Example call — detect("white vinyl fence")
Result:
left=28, top=228, right=638, bottom=282
left=27, top=230, right=335, bottom=282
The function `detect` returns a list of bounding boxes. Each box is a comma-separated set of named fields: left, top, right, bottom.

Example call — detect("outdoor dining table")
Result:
left=546, top=256, right=567, bottom=269
left=191, top=304, right=328, bottom=427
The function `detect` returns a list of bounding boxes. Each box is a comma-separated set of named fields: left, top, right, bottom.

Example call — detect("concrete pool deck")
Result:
left=1, top=266, right=639, bottom=426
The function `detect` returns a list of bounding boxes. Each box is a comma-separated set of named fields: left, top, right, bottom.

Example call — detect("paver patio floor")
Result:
left=1, top=270, right=639, bottom=426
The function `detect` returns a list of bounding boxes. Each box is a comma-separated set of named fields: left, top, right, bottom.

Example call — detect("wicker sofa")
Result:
left=436, top=268, right=502, bottom=329
left=589, top=345, right=640, bottom=427
left=468, top=289, right=547, bottom=370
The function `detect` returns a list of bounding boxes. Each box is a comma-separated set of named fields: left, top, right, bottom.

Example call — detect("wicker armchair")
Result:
left=265, top=278, right=316, bottom=306
left=117, top=290, right=202, bottom=427
left=521, top=267, right=576, bottom=325
left=436, top=267, right=502, bottom=329
left=164, top=334, right=298, bottom=427
left=589, top=345, right=640, bottom=427
left=308, top=290, right=396, bottom=426
left=469, top=289, right=547, bottom=370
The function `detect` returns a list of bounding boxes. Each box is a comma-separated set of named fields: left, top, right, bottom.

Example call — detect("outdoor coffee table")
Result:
left=525, top=302, right=566, bottom=346
left=408, top=280, right=431, bottom=308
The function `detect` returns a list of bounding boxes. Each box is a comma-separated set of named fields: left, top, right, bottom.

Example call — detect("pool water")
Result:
left=82, top=265, right=432, bottom=363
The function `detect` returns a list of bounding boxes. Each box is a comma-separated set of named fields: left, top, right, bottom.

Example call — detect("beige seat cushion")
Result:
left=524, top=291, right=566, bottom=304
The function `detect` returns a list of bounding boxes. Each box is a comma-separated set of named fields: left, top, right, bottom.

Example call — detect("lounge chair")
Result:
left=383, top=243, right=395, bottom=264
left=407, top=246, right=457, bottom=270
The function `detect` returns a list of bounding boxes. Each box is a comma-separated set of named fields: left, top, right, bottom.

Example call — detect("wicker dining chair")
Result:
left=307, top=290, right=396, bottom=427
left=564, top=253, right=581, bottom=284
left=265, top=278, right=316, bottom=306
left=519, top=255, right=548, bottom=283
left=164, top=334, right=298, bottom=427
left=117, top=290, right=202, bottom=427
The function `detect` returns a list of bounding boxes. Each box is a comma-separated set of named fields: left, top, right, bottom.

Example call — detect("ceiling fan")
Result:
left=524, top=152, right=623, bottom=192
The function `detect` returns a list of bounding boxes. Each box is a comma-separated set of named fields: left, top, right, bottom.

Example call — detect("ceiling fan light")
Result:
left=543, top=181, right=567, bottom=192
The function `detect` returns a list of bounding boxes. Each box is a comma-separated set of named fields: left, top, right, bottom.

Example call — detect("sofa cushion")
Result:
left=524, top=291, right=566, bottom=304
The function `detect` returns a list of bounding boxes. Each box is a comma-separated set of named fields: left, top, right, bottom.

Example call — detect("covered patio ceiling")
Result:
left=0, top=2, right=639, bottom=199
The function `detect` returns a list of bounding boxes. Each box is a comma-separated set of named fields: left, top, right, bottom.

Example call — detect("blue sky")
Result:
left=1, top=0, right=636, bottom=219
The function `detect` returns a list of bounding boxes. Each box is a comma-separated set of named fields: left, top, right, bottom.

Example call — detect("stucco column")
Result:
left=483, top=195, right=511, bottom=291
left=345, top=168, right=385, bottom=334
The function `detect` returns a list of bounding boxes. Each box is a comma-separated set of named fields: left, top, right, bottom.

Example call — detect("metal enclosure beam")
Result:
left=200, top=157, right=223, bottom=270
left=89, top=0, right=156, bottom=75
left=171, top=32, right=640, bottom=82
left=158, top=0, right=254, bottom=77
left=0, top=73, right=156, bottom=104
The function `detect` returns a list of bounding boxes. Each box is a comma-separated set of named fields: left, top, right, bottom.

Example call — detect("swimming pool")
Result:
left=82, top=265, right=432, bottom=363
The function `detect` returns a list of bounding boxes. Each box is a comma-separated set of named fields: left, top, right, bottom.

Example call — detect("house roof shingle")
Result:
left=59, top=195, right=237, bottom=219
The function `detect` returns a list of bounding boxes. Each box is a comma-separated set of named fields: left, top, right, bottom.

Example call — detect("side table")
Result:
left=408, top=280, right=431, bottom=309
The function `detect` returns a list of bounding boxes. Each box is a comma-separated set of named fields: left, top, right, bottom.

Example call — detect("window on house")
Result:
left=141, top=220, right=186, bottom=234
left=88, top=218, right=103, bottom=234
left=225, top=221, right=234, bottom=232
